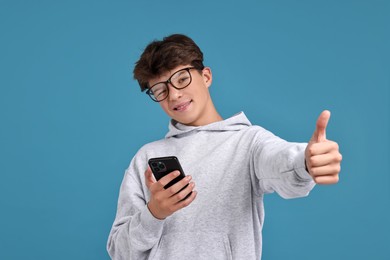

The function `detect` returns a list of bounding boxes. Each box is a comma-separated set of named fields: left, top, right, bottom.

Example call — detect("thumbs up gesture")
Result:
left=305, top=110, right=342, bottom=184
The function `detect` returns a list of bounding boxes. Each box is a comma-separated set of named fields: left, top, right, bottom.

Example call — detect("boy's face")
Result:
left=148, top=65, right=213, bottom=126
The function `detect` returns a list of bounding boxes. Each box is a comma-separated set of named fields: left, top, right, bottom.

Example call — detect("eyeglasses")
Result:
left=146, top=67, right=197, bottom=102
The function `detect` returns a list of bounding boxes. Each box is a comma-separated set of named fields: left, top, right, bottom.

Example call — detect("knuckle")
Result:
left=176, top=192, right=185, bottom=201
left=150, top=191, right=158, bottom=198
left=168, top=186, right=176, bottom=195
left=156, top=180, right=165, bottom=188
left=182, top=177, right=190, bottom=185
left=309, top=157, right=316, bottom=166
left=155, top=196, right=163, bottom=203
left=181, top=199, right=191, bottom=207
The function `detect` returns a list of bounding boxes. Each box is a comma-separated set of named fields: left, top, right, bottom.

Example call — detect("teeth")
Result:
left=175, top=101, right=190, bottom=111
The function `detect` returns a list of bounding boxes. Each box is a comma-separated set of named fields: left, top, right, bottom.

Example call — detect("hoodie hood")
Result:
left=165, top=112, right=252, bottom=138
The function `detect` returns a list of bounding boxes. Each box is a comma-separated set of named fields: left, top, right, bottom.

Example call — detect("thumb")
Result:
left=311, top=110, right=331, bottom=142
left=144, top=166, right=156, bottom=189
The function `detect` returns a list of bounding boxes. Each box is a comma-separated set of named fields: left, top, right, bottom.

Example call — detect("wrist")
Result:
left=147, top=202, right=166, bottom=220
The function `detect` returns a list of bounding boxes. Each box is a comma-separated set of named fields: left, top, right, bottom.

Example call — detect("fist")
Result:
left=305, top=110, right=342, bottom=184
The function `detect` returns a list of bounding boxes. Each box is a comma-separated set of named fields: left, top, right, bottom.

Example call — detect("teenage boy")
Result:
left=107, top=34, right=342, bottom=259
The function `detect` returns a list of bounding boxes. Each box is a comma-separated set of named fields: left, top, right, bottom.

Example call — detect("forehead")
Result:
left=148, top=65, right=191, bottom=86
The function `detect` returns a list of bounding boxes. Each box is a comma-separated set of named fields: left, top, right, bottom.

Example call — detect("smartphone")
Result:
left=148, top=156, right=191, bottom=197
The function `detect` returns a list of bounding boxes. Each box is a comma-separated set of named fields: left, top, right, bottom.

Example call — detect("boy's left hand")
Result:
left=305, top=110, right=342, bottom=184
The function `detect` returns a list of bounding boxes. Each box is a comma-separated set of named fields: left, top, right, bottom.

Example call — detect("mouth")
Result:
left=173, top=100, right=192, bottom=111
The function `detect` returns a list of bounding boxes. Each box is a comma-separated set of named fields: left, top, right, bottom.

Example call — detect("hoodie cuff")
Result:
left=139, top=205, right=165, bottom=235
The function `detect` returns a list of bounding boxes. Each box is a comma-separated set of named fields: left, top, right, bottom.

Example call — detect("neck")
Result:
left=187, top=100, right=223, bottom=126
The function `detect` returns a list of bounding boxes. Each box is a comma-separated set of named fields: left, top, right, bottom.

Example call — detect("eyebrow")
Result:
left=151, top=69, right=185, bottom=86
left=173, top=70, right=187, bottom=78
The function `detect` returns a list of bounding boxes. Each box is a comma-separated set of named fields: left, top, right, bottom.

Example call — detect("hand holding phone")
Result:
left=145, top=156, right=196, bottom=219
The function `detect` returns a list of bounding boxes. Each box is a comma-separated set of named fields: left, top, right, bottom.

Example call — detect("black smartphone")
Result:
left=148, top=156, right=191, bottom=198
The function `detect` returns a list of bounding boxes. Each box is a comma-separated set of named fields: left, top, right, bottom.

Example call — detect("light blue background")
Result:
left=0, top=0, right=389, bottom=259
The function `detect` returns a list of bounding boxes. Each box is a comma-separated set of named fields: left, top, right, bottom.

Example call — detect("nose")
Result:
left=168, top=83, right=182, bottom=101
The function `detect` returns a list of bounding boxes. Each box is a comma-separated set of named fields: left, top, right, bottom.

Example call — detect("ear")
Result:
left=202, top=67, right=212, bottom=88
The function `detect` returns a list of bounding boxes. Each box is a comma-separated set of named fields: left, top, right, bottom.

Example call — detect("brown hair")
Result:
left=133, top=34, right=205, bottom=91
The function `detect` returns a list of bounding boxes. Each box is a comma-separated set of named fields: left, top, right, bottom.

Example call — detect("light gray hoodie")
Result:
left=107, top=112, right=315, bottom=259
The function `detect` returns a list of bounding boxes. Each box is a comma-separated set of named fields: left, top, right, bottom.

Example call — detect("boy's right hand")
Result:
left=144, top=167, right=197, bottom=220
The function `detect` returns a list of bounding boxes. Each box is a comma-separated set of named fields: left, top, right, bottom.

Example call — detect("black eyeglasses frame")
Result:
left=145, top=67, right=198, bottom=102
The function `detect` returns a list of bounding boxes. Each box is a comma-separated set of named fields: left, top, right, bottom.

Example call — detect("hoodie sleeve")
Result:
left=251, top=128, right=316, bottom=199
left=107, top=152, right=165, bottom=259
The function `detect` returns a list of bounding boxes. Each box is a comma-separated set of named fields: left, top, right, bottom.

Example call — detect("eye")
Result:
left=155, top=89, right=167, bottom=97
left=178, top=75, right=190, bottom=84
left=174, top=74, right=190, bottom=87
left=152, top=85, right=167, bottom=97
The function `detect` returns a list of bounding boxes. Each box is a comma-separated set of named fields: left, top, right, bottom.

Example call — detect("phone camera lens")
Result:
left=151, top=162, right=157, bottom=167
